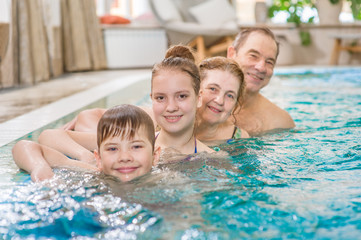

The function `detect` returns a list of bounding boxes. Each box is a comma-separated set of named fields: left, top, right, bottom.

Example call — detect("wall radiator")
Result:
left=0, top=0, right=11, bottom=23
left=103, top=27, right=167, bottom=69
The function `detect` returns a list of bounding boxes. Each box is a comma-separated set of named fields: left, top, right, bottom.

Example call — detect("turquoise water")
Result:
left=0, top=67, right=360, bottom=239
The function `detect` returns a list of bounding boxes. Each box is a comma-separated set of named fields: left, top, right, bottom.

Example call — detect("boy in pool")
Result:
left=12, top=104, right=161, bottom=182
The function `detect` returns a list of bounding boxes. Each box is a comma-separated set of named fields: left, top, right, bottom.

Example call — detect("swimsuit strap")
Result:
left=232, top=126, right=243, bottom=139
left=194, top=136, right=197, bottom=154
left=155, top=132, right=160, bottom=139
left=232, top=125, right=237, bottom=138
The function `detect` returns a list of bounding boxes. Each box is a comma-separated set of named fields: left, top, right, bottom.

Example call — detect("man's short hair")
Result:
left=232, top=27, right=280, bottom=59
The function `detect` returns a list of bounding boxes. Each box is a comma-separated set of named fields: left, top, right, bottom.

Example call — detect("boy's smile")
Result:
left=95, top=129, right=159, bottom=182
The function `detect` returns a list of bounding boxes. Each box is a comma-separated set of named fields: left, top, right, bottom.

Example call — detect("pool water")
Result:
left=0, top=67, right=360, bottom=239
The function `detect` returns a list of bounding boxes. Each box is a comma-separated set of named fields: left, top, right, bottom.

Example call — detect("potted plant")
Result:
left=348, top=0, right=361, bottom=20
left=268, top=0, right=361, bottom=45
left=316, top=0, right=361, bottom=23
left=316, top=0, right=343, bottom=24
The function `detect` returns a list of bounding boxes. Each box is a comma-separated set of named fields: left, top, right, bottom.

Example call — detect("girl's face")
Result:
left=151, top=70, right=201, bottom=135
left=198, top=69, right=240, bottom=125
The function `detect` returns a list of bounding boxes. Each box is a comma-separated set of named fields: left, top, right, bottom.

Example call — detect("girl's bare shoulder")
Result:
left=196, top=140, right=215, bottom=153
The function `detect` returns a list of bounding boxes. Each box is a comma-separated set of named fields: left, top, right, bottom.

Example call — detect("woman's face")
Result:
left=151, top=70, right=200, bottom=135
left=198, top=69, right=240, bottom=125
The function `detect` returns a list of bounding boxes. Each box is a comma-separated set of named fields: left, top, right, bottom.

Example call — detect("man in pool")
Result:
left=227, top=27, right=295, bottom=136
left=12, top=104, right=161, bottom=182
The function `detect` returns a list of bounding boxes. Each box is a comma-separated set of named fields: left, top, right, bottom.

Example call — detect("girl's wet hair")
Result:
left=151, top=45, right=200, bottom=95
left=97, top=104, right=155, bottom=151
left=199, top=56, right=245, bottom=114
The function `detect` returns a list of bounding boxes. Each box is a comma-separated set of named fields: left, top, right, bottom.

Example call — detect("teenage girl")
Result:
left=149, top=45, right=213, bottom=155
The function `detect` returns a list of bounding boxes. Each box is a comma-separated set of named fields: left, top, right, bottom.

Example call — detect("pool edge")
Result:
left=0, top=72, right=151, bottom=147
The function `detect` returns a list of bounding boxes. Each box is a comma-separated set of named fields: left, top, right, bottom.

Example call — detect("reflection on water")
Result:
left=1, top=68, right=361, bottom=239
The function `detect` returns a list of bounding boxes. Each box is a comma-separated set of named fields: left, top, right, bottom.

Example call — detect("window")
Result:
left=95, top=0, right=355, bottom=24
left=95, top=0, right=150, bottom=19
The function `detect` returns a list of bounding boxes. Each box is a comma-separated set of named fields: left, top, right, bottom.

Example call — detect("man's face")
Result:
left=228, top=32, right=277, bottom=94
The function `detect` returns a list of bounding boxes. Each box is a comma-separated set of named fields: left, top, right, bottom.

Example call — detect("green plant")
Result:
left=268, top=0, right=361, bottom=45
left=268, top=0, right=316, bottom=24
left=328, top=0, right=361, bottom=20
left=348, top=0, right=361, bottom=20
left=268, top=0, right=316, bottom=46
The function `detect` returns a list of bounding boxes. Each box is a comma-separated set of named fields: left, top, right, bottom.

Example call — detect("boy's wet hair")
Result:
left=199, top=56, right=245, bottom=114
left=97, top=104, right=155, bottom=151
left=151, top=45, right=200, bottom=95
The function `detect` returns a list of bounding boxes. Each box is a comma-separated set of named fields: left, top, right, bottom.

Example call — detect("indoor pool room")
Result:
left=1, top=0, right=361, bottom=239
left=0, top=66, right=360, bottom=239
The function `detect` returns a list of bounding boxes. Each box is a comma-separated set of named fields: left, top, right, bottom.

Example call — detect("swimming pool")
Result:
left=0, top=67, right=360, bottom=239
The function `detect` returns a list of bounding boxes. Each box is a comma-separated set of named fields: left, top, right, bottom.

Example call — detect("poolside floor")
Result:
left=0, top=68, right=151, bottom=147
left=0, top=69, right=151, bottom=123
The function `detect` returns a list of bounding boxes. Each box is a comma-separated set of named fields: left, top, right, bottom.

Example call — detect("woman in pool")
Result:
left=147, top=44, right=213, bottom=154
left=196, top=56, right=249, bottom=142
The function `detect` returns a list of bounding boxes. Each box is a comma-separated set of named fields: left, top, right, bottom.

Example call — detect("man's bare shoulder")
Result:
left=259, top=95, right=295, bottom=129
left=234, top=94, right=295, bottom=136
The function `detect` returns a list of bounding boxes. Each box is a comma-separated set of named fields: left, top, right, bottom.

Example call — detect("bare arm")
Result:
left=38, top=129, right=97, bottom=163
left=12, top=140, right=97, bottom=182
left=74, top=108, right=107, bottom=132
left=62, top=116, right=77, bottom=130
left=62, top=108, right=107, bottom=132
left=139, top=106, right=158, bottom=129
left=12, top=140, right=54, bottom=182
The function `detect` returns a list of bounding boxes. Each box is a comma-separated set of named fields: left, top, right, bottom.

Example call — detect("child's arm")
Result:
left=139, top=106, right=158, bottom=129
left=62, top=108, right=106, bottom=132
left=12, top=140, right=54, bottom=182
left=38, top=129, right=97, bottom=164
left=61, top=116, right=77, bottom=131
left=12, top=140, right=97, bottom=182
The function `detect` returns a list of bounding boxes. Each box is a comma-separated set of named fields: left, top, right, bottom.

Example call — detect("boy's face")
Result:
left=94, top=127, right=159, bottom=182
